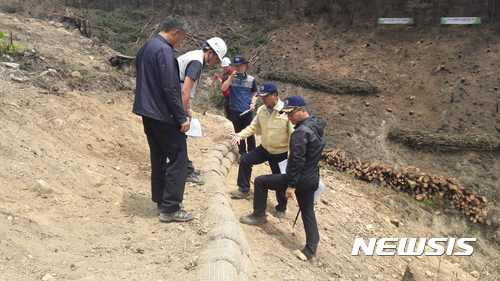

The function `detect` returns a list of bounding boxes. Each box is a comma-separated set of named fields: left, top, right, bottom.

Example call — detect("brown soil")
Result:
left=248, top=16, right=500, bottom=204
left=0, top=10, right=499, bottom=281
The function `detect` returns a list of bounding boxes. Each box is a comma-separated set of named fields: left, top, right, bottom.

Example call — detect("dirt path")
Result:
left=225, top=159, right=500, bottom=281
left=226, top=161, right=327, bottom=281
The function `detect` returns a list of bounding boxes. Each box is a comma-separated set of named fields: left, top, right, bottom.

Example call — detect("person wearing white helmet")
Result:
left=178, top=36, right=227, bottom=111
left=213, top=57, right=235, bottom=118
left=177, top=37, right=227, bottom=185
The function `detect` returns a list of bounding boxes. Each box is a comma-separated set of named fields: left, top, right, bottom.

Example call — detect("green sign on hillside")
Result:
left=440, top=17, right=482, bottom=24
left=377, top=18, right=414, bottom=24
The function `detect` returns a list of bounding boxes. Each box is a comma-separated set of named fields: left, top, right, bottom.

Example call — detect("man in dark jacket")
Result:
left=133, top=15, right=194, bottom=222
left=239, top=96, right=326, bottom=260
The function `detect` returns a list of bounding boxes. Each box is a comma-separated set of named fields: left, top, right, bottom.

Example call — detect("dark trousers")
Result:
left=253, top=174, right=319, bottom=255
left=238, top=145, right=288, bottom=212
left=187, top=159, right=195, bottom=175
left=142, top=117, right=187, bottom=213
left=229, top=109, right=256, bottom=154
left=222, top=97, right=230, bottom=119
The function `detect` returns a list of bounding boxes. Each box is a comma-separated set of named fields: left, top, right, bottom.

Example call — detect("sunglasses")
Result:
left=283, top=106, right=305, bottom=116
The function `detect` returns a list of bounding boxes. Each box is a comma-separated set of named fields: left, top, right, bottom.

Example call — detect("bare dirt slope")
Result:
left=245, top=15, right=500, bottom=204
left=0, top=12, right=499, bottom=281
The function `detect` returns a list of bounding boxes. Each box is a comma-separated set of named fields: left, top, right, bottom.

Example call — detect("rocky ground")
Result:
left=0, top=11, right=499, bottom=281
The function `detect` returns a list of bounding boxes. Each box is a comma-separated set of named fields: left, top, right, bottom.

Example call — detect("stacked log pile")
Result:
left=264, top=70, right=378, bottom=95
left=322, top=149, right=493, bottom=225
left=388, top=129, right=500, bottom=151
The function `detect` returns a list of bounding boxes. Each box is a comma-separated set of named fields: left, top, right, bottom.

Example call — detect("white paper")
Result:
left=278, top=159, right=288, bottom=174
left=277, top=159, right=325, bottom=202
left=314, top=180, right=325, bottom=203
left=186, top=118, right=202, bottom=137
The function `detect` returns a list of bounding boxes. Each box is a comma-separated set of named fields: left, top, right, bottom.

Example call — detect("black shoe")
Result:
left=187, top=172, right=205, bottom=185
left=300, top=246, right=316, bottom=260
left=157, top=203, right=184, bottom=215
left=240, top=214, right=267, bottom=225
left=159, top=209, right=195, bottom=222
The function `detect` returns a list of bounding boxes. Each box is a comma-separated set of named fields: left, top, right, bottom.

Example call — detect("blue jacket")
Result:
left=133, top=35, right=187, bottom=125
left=229, top=73, right=257, bottom=113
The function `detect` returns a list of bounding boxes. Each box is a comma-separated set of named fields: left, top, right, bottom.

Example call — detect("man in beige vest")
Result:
left=229, top=82, right=294, bottom=218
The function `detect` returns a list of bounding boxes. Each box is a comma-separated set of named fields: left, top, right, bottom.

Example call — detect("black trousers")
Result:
left=187, top=159, right=195, bottom=175
left=186, top=134, right=194, bottom=175
left=222, top=97, right=230, bottom=119
left=237, top=145, right=288, bottom=212
left=229, top=109, right=256, bottom=154
left=142, top=117, right=187, bottom=213
left=253, top=174, right=319, bottom=255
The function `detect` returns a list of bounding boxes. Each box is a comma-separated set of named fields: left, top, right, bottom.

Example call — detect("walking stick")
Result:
left=292, top=209, right=301, bottom=228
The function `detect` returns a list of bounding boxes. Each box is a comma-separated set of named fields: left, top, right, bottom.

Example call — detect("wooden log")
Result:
left=321, top=150, right=491, bottom=225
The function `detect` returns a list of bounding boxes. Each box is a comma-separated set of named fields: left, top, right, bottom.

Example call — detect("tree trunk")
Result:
left=348, top=0, right=354, bottom=26
left=277, top=0, right=281, bottom=18
left=491, top=0, right=496, bottom=19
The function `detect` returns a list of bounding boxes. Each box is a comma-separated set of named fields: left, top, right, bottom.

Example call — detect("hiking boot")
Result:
left=230, top=190, right=250, bottom=199
left=273, top=211, right=286, bottom=218
left=159, top=209, right=195, bottom=222
left=157, top=203, right=184, bottom=215
left=299, top=246, right=316, bottom=260
left=187, top=172, right=205, bottom=185
left=240, top=214, right=267, bottom=225
left=193, top=169, right=202, bottom=175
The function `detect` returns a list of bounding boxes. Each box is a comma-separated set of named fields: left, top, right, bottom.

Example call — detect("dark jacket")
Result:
left=133, top=35, right=187, bottom=125
left=286, top=116, right=326, bottom=192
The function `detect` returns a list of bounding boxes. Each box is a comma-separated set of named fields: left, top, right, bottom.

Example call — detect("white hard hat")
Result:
left=206, top=37, right=227, bottom=61
left=221, top=57, right=231, bottom=67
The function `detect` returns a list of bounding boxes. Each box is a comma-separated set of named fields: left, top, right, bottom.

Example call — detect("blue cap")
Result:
left=280, top=96, right=306, bottom=113
left=257, top=82, right=278, bottom=97
left=232, top=55, right=249, bottom=65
